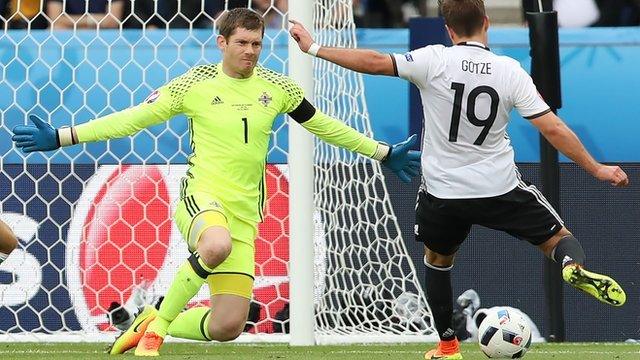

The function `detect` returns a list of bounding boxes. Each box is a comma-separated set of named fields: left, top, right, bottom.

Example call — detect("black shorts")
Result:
left=415, top=182, right=564, bottom=256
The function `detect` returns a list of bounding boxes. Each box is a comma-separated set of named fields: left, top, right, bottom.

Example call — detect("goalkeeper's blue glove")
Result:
left=382, top=134, right=421, bottom=183
left=12, top=115, right=60, bottom=152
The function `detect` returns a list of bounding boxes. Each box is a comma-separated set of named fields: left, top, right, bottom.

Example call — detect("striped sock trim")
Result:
left=0, top=252, right=8, bottom=264
left=200, top=309, right=212, bottom=341
left=424, top=256, right=453, bottom=271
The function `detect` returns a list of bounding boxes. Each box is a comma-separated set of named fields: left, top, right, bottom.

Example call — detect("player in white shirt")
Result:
left=290, top=0, right=629, bottom=358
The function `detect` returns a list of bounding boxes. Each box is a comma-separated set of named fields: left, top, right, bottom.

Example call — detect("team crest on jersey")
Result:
left=259, top=92, right=272, bottom=107
left=145, top=90, right=160, bottom=104
left=404, top=52, right=414, bottom=62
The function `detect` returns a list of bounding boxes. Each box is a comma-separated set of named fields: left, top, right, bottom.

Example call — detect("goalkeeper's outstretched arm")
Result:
left=288, top=20, right=396, bottom=76
left=12, top=87, right=178, bottom=152
left=287, top=98, right=421, bottom=183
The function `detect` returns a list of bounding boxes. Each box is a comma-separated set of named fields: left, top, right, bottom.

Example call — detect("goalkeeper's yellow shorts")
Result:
left=173, top=192, right=256, bottom=299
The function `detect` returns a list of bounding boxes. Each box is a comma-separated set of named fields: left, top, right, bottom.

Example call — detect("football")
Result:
left=477, top=308, right=532, bottom=358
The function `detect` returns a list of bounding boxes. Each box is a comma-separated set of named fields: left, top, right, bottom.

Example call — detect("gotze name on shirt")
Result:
left=462, top=59, right=492, bottom=74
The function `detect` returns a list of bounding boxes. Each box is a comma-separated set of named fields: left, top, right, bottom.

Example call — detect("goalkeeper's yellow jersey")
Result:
left=73, top=63, right=383, bottom=223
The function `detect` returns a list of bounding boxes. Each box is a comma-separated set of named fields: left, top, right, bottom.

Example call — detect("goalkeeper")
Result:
left=11, top=8, right=420, bottom=356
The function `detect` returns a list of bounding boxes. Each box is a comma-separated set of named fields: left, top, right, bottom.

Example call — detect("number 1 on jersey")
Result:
left=449, top=82, right=499, bottom=145
left=242, top=117, right=248, bottom=143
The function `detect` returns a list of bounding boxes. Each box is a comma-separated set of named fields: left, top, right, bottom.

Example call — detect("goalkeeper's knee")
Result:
left=195, top=231, right=232, bottom=270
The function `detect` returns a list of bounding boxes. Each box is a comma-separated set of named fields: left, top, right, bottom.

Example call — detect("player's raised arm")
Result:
left=511, top=66, right=629, bottom=188
left=287, top=97, right=421, bottom=183
left=289, top=20, right=396, bottom=76
left=530, top=112, right=629, bottom=187
left=12, top=80, right=180, bottom=153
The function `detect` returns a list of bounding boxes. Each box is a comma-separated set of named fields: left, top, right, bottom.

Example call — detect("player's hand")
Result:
left=594, top=164, right=629, bottom=187
left=382, top=134, right=421, bottom=183
left=288, top=19, right=314, bottom=53
left=12, top=115, right=60, bottom=152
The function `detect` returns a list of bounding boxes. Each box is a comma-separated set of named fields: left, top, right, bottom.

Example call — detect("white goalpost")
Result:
left=288, top=0, right=316, bottom=347
left=0, top=0, right=436, bottom=344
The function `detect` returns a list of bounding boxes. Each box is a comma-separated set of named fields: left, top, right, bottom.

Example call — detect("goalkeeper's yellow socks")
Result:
left=167, top=306, right=212, bottom=341
left=146, top=254, right=214, bottom=337
left=146, top=316, right=172, bottom=339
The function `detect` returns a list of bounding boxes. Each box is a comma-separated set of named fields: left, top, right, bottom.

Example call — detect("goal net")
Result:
left=0, top=0, right=435, bottom=343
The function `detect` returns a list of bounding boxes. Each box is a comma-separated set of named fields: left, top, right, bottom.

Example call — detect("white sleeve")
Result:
left=391, top=45, right=443, bottom=88
left=511, top=66, right=552, bottom=120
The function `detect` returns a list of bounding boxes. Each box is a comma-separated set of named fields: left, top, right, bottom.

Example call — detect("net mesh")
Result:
left=0, top=0, right=434, bottom=342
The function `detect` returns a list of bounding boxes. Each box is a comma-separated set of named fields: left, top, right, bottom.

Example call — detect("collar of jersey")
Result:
left=456, top=41, right=490, bottom=51
left=218, top=62, right=255, bottom=82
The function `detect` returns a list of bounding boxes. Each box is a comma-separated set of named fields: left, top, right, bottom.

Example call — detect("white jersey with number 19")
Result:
left=393, top=42, right=551, bottom=199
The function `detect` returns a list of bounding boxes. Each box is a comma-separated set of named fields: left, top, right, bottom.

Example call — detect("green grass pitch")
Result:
left=0, top=342, right=638, bottom=359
